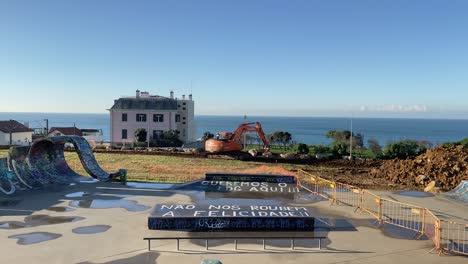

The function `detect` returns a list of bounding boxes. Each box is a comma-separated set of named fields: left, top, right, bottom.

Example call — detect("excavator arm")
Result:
left=231, top=122, right=269, bottom=149
left=205, top=121, right=269, bottom=154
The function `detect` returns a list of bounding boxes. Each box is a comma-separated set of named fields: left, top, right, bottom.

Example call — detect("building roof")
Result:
left=48, top=127, right=82, bottom=136
left=0, top=120, right=33, bottom=133
left=80, top=129, right=101, bottom=133
left=110, top=97, right=178, bottom=111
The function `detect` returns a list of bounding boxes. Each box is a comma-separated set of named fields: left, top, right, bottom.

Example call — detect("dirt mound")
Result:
left=371, top=145, right=468, bottom=191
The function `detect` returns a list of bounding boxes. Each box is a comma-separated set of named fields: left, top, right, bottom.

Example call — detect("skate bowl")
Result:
left=443, top=180, right=468, bottom=203
left=1, top=136, right=125, bottom=195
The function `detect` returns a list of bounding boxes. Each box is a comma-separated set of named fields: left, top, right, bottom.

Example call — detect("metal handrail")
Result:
left=144, top=236, right=326, bottom=251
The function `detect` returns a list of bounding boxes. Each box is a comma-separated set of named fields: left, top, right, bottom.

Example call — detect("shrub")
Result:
left=295, top=143, right=310, bottom=154
left=382, top=140, right=427, bottom=159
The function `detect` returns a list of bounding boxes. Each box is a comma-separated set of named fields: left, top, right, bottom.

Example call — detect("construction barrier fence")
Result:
left=423, top=209, right=440, bottom=249
left=296, top=169, right=467, bottom=256
left=439, top=220, right=468, bottom=256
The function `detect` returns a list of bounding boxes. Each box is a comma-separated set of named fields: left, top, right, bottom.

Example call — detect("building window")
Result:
left=153, top=114, right=164, bottom=122
left=183, top=102, right=186, bottom=106
left=175, top=114, right=180, bottom=122
left=136, top=113, right=147, bottom=122
left=178, top=104, right=181, bottom=108
left=182, top=122, right=186, bottom=125
left=153, top=130, right=163, bottom=139
left=183, top=117, right=186, bottom=120
left=182, top=107, right=186, bottom=110
left=122, top=113, right=127, bottom=122
left=122, top=129, right=128, bottom=139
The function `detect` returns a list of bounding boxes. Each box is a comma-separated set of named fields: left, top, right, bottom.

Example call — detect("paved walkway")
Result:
left=372, top=190, right=468, bottom=223
left=0, top=183, right=466, bottom=264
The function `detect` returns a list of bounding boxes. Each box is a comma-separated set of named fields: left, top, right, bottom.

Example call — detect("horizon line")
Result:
left=1, top=111, right=467, bottom=121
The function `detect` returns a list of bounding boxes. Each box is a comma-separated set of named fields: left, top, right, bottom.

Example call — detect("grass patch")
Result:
left=64, top=152, right=306, bottom=183
left=1, top=148, right=306, bottom=183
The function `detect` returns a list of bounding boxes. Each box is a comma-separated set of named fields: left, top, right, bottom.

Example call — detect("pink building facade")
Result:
left=109, top=90, right=195, bottom=144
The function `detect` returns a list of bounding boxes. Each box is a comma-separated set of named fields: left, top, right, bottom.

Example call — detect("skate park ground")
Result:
left=0, top=181, right=467, bottom=264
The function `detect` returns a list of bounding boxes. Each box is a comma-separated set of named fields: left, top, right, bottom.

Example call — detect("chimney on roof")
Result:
left=170, top=90, right=174, bottom=99
left=189, top=94, right=192, bottom=101
left=136, top=89, right=140, bottom=98
left=182, top=94, right=186, bottom=100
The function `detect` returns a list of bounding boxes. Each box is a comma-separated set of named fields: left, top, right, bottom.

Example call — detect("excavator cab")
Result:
left=214, top=132, right=232, bottom=141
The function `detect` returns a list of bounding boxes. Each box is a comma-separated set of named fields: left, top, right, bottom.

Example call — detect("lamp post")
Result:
left=350, top=114, right=353, bottom=160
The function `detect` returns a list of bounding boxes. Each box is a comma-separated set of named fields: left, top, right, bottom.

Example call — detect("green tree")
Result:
left=309, top=145, right=332, bottom=155
left=134, top=128, right=147, bottom=142
left=295, top=143, right=309, bottom=154
left=160, top=130, right=182, bottom=147
left=382, top=140, right=427, bottom=159
left=326, top=130, right=364, bottom=156
left=443, top=137, right=468, bottom=147
left=267, top=131, right=292, bottom=148
left=367, top=137, right=382, bottom=155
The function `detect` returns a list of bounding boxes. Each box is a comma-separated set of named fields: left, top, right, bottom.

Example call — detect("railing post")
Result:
left=332, top=182, right=337, bottom=205
left=361, top=191, right=365, bottom=212
left=435, top=219, right=441, bottom=250
left=234, top=239, right=237, bottom=250
left=421, top=209, right=426, bottom=235
left=263, top=239, right=265, bottom=250
left=148, top=239, right=151, bottom=251
left=205, top=239, right=208, bottom=250
left=177, top=239, right=179, bottom=251
left=377, top=198, right=383, bottom=222
left=375, top=197, right=383, bottom=223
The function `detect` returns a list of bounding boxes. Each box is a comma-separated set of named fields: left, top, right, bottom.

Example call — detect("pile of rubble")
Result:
left=371, top=145, right=468, bottom=192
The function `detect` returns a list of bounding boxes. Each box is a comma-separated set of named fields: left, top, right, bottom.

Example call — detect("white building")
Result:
left=109, top=90, right=196, bottom=144
left=0, top=120, right=33, bottom=146
left=48, top=127, right=105, bottom=143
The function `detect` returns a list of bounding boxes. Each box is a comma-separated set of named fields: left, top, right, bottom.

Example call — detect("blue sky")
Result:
left=0, top=0, right=467, bottom=118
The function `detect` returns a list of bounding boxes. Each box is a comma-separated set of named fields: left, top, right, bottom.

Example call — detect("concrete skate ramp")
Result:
left=28, top=136, right=117, bottom=181
left=444, top=180, right=468, bottom=203
left=0, top=159, right=16, bottom=195
left=2, top=136, right=124, bottom=195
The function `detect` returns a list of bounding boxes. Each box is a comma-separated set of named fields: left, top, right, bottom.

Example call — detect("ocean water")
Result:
left=0, top=112, right=467, bottom=146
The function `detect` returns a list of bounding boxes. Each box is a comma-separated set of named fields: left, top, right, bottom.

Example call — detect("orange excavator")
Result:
left=205, top=122, right=269, bottom=156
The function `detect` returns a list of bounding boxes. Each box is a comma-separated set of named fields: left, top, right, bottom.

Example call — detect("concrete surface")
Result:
left=373, top=190, right=468, bottom=223
left=0, top=182, right=466, bottom=264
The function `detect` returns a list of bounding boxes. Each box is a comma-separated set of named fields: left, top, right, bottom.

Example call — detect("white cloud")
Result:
left=360, top=104, right=428, bottom=113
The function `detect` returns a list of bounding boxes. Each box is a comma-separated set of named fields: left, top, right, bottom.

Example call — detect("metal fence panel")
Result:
left=361, top=190, right=382, bottom=220
left=440, top=220, right=467, bottom=256
left=335, top=182, right=362, bottom=207
left=380, top=199, right=424, bottom=233
left=423, top=209, right=440, bottom=249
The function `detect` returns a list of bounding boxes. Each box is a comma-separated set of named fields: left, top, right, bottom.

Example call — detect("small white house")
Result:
left=48, top=127, right=105, bottom=143
left=0, top=120, right=33, bottom=146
